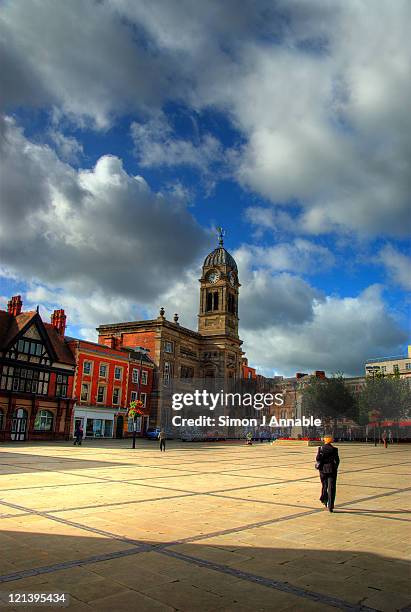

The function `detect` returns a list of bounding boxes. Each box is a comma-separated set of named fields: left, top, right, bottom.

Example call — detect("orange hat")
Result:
left=323, top=436, right=333, bottom=444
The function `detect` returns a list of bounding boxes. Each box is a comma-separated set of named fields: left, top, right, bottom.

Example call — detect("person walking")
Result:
left=73, top=424, right=83, bottom=446
left=158, top=429, right=166, bottom=452
left=315, top=435, right=340, bottom=512
left=382, top=430, right=388, bottom=449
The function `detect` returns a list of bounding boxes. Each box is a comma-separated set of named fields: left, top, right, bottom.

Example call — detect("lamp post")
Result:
left=130, top=346, right=150, bottom=450
left=366, top=366, right=382, bottom=446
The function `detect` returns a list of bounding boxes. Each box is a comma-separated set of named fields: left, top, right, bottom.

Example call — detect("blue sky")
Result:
left=0, top=0, right=410, bottom=376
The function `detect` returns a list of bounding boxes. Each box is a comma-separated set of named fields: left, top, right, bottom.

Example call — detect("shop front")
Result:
left=72, top=406, right=116, bottom=439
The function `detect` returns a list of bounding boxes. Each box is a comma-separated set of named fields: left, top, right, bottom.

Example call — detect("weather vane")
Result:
left=217, top=226, right=226, bottom=246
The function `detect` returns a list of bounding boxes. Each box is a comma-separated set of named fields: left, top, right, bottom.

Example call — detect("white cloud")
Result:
left=48, top=130, right=83, bottom=163
left=244, top=206, right=296, bottom=234
left=378, top=245, right=411, bottom=291
left=241, top=285, right=407, bottom=377
left=131, top=114, right=223, bottom=173
left=235, top=240, right=334, bottom=275
left=1, top=1, right=410, bottom=236
left=0, top=0, right=172, bottom=128
left=0, top=116, right=211, bottom=300
left=122, top=0, right=411, bottom=237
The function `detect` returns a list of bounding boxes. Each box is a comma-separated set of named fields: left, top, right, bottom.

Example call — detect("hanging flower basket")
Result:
left=128, top=399, right=144, bottom=419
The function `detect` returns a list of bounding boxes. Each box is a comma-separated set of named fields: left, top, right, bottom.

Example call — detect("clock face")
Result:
left=207, top=271, right=220, bottom=284
left=228, top=271, right=236, bottom=286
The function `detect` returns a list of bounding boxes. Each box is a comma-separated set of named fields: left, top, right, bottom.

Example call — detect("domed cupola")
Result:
left=203, top=228, right=238, bottom=273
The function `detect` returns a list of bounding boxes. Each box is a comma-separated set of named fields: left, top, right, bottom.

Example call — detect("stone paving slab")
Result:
left=0, top=440, right=409, bottom=611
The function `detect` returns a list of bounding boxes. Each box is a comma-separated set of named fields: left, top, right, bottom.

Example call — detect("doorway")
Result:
left=116, top=415, right=124, bottom=439
left=11, top=408, right=28, bottom=441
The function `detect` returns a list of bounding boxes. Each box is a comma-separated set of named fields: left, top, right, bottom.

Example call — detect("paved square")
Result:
left=0, top=441, right=410, bottom=611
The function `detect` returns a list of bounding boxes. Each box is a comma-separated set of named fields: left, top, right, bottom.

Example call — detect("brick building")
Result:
left=67, top=339, right=154, bottom=439
left=242, top=357, right=257, bottom=380
left=0, top=296, right=75, bottom=441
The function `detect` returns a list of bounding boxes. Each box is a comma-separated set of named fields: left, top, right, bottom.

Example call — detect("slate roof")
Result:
left=203, top=246, right=238, bottom=273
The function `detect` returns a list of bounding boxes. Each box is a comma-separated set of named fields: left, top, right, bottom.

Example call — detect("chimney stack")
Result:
left=51, top=309, right=67, bottom=336
left=7, top=295, right=23, bottom=317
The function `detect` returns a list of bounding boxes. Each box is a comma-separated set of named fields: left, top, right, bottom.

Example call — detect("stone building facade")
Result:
left=97, top=235, right=244, bottom=427
left=365, top=346, right=411, bottom=378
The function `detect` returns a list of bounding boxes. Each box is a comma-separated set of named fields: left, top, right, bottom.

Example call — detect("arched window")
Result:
left=213, top=292, right=219, bottom=310
left=206, top=292, right=213, bottom=312
left=228, top=293, right=236, bottom=314
left=34, top=409, right=54, bottom=431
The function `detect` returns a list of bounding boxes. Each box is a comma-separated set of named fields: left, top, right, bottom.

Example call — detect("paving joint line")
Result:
left=159, top=547, right=378, bottom=612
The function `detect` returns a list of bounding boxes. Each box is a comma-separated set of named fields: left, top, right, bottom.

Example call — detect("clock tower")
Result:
left=198, top=228, right=240, bottom=338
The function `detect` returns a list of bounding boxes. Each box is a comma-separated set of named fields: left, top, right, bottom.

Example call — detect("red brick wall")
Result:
left=98, top=331, right=158, bottom=362
left=75, top=346, right=129, bottom=409
left=242, top=364, right=257, bottom=380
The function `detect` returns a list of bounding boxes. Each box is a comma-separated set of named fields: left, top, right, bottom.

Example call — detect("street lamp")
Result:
left=129, top=346, right=150, bottom=449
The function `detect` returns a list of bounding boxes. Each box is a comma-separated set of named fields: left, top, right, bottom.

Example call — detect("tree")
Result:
left=358, top=375, right=411, bottom=425
left=301, top=374, right=358, bottom=435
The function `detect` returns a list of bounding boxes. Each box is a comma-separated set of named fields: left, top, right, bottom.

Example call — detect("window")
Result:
left=0, top=409, right=3, bottom=431
left=99, top=363, right=108, bottom=378
left=6, top=337, right=51, bottom=366
left=97, top=385, right=106, bottom=403
left=114, top=366, right=123, bottom=380
left=393, top=364, right=399, bottom=375
left=164, top=341, right=174, bottom=353
left=130, top=391, right=137, bottom=402
left=128, top=416, right=141, bottom=432
left=132, top=368, right=139, bottom=384
left=181, top=366, right=194, bottom=379
left=104, top=420, right=113, bottom=437
left=34, top=409, right=53, bottom=431
left=140, top=392, right=147, bottom=408
left=141, top=370, right=148, bottom=385
left=406, top=363, right=411, bottom=370
left=56, top=374, right=68, bottom=397
left=81, top=383, right=90, bottom=401
left=83, top=361, right=92, bottom=375
left=0, top=366, right=49, bottom=395
left=206, top=292, right=219, bottom=311
left=164, top=361, right=172, bottom=385
left=93, top=419, right=103, bottom=437
left=112, top=387, right=120, bottom=404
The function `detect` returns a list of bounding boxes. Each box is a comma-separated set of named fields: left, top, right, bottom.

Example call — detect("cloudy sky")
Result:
left=0, top=0, right=410, bottom=376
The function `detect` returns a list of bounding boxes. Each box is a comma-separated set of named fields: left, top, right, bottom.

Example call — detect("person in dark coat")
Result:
left=74, top=424, right=83, bottom=446
left=316, top=436, right=340, bottom=512
left=158, top=430, right=166, bottom=452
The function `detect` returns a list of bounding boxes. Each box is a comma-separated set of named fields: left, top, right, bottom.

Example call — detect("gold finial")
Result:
left=217, top=226, right=225, bottom=246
